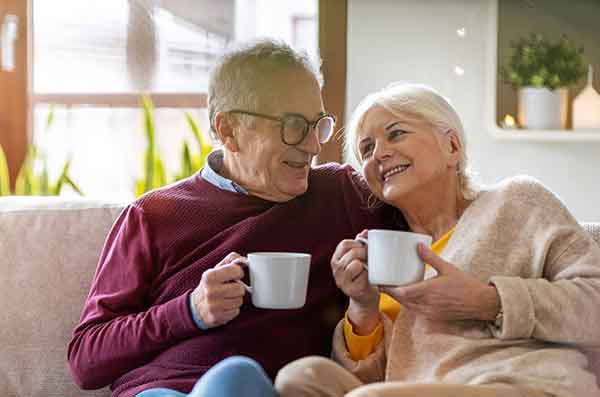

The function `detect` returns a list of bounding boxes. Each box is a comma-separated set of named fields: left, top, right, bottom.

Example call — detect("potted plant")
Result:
left=501, top=33, right=586, bottom=129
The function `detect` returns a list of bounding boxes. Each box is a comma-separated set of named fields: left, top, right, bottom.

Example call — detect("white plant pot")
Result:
left=518, top=87, right=568, bottom=129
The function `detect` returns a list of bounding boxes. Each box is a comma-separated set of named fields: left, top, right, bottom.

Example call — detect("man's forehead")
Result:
left=257, top=69, right=323, bottom=116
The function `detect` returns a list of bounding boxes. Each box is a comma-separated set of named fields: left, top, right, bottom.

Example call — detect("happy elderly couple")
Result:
left=68, top=40, right=600, bottom=397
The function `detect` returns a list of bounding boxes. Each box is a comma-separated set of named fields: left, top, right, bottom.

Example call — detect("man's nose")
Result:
left=296, top=126, right=322, bottom=155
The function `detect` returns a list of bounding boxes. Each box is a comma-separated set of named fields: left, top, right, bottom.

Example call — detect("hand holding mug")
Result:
left=191, top=252, right=246, bottom=328
left=357, top=229, right=432, bottom=286
left=380, top=244, right=501, bottom=322
left=331, top=235, right=379, bottom=322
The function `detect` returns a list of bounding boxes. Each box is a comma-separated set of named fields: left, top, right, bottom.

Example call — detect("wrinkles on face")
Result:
left=226, top=68, right=325, bottom=202
left=357, top=107, right=452, bottom=207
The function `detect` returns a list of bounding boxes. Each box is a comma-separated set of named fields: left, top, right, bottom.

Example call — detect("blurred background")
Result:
left=1, top=0, right=599, bottom=219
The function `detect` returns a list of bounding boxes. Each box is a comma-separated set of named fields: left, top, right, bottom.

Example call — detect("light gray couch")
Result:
left=0, top=197, right=599, bottom=396
left=1, top=197, right=124, bottom=397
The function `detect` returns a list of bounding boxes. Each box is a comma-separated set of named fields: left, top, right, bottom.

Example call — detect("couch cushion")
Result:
left=0, top=197, right=125, bottom=397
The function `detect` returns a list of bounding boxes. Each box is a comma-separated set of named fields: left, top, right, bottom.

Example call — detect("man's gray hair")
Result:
left=345, top=82, right=478, bottom=200
left=208, top=39, right=323, bottom=142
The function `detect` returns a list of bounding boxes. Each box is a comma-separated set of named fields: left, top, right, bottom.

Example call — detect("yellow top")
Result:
left=343, top=228, right=455, bottom=360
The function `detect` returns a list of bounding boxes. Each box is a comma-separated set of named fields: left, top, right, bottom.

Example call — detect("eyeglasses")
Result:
left=228, top=110, right=336, bottom=146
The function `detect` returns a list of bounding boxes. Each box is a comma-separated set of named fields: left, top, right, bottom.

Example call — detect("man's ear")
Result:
left=214, top=112, right=240, bottom=152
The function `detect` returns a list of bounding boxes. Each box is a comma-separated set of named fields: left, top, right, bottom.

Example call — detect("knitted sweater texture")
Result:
left=68, top=163, right=401, bottom=397
left=333, top=176, right=600, bottom=397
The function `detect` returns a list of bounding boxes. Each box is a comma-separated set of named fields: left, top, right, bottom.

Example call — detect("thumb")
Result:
left=216, top=252, right=243, bottom=268
left=416, top=243, right=453, bottom=275
left=356, top=229, right=369, bottom=239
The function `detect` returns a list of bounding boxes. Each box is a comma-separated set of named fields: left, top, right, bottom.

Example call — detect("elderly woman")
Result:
left=275, top=83, right=600, bottom=397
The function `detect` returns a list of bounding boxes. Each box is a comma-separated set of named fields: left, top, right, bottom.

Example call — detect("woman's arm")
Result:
left=331, top=314, right=391, bottom=383
left=490, top=230, right=600, bottom=345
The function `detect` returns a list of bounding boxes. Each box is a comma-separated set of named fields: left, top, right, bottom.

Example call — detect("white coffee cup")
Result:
left=357, top=230, right=432, bottom=286
left=232, top=252, right=311, bottom=309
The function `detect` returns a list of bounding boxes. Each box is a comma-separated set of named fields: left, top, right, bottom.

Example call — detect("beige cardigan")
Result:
left=332, top=176, right=600, bottom=397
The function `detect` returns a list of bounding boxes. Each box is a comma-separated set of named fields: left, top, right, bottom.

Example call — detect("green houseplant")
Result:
left=501, top=33, right=586, bottom=129
left=0, top=106, right=83, bottom=196
left=135, top=96, right=212, bottom=197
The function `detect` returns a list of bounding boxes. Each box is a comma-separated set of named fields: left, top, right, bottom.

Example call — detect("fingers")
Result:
left=356, top=229, right=368, bottom=239
left=191, top=252, right=249, bottom=328
left=331, top=239, right=379, bottom=306
left=335, top=244, right=367, bottom=271
left=344, top=270, right=371, bottom=297
left=219, top=296, right=245, bottom=311
left=385, top=281, right=427, bottom=300
left=204, top=262, right=245, bottom=285
left=192, top=281, right=245, bottom=329
left=332, top=239, right=365, bottom=267
left=333, top=258, right=366, bottom=290
left=215, top=252, right=243, bottom=266
left=205, top=281, right=246, bottom=299
left=417, top=243, right=452, bottom=275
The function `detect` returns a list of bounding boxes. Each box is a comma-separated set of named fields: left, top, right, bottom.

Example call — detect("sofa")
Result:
left=1, top=196, right=599, bottom=397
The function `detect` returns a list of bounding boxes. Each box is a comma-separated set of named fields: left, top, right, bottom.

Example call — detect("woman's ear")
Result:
left=444, top=129, right=463, bottom=168
left=214, top=112, right=240, bottom=152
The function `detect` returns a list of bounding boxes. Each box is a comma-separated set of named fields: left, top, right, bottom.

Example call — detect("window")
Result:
left=30, top=0, right=319, bottom=200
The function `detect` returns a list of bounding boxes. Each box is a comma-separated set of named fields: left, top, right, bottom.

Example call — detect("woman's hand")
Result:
left=380, top=243, right=501, bottom=322
left=331, top=234, right=381, bottom=334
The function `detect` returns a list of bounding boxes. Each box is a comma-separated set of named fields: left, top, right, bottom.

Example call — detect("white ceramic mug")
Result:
left=232, top=252, right=311, bottom=309
left=357, top=230, right=432, bottom=286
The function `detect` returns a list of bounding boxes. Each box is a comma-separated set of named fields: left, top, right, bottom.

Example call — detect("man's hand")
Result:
left=380, top=243, right=500, bottom=322
left=331, top=234, right=380, bottom=335
left=191, top=252, right=247, bottom=328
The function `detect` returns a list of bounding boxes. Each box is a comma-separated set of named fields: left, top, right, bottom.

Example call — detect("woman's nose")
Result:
left=373, top=140, right=392, bottom=160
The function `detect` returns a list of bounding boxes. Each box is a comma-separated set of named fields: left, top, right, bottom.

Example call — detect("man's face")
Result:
left=231, top=68, right=325, bottom=202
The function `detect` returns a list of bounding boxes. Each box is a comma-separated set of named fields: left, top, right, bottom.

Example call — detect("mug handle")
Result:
left=230, top=257, right=253, bottom=294
left=355, top=237, right=369, bottom=271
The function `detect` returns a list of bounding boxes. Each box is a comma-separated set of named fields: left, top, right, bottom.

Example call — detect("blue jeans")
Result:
left=136, top=356, right=277, bottom=397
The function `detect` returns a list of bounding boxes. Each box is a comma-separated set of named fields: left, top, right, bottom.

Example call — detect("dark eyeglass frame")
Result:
left=227, top=109, right=336, bottom=146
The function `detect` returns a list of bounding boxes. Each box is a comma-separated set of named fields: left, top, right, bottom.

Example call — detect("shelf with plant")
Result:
left=500, top=33, right=586, bottom=130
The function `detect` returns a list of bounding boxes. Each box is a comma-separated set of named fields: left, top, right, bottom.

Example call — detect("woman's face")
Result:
left=357, top=106, right=459, bottom=205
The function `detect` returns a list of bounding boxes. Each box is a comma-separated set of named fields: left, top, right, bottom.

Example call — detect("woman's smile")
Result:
left=381, top=163, right=411, bottom=182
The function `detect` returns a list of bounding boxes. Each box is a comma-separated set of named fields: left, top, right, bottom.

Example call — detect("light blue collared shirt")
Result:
left=200, top=149, right=248, bottom=195
left=189, top=150, right=248, bottom=331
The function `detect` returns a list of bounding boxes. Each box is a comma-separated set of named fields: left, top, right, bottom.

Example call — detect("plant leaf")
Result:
left=174, top=141, right=193, bottom=181
left=185, top=112, right=210, bottom=169
left=52, top=158, right=72, bottom=195
left=46, top=104, right=56, bottom=131
left=64, top=174, right=84, bottom=196
left=0, top=144, right=11, bottom=195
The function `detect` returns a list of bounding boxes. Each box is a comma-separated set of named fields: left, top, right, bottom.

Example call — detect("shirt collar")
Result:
left=201, top=149, right=248, bottom=195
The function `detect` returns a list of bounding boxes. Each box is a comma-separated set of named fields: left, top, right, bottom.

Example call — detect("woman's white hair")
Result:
left=345, top=82, right=478, bottom=200
left=208, top=39, right=323, bottom=143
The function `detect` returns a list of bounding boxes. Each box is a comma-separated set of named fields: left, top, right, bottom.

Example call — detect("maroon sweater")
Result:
left=67, top=163, right=403, bottom=397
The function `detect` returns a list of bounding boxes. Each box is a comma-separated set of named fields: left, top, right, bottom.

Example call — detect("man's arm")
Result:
left=67, top=205, right=200, bottom=389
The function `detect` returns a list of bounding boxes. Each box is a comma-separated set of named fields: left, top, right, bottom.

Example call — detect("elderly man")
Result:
left=67, top=40, right=402, bottom=397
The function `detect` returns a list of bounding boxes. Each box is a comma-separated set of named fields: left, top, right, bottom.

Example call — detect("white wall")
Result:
left=347, top=0, right=600, bottom=221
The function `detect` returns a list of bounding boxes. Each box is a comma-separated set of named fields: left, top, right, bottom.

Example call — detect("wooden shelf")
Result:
left=489, top=125, right=600, bottom=142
